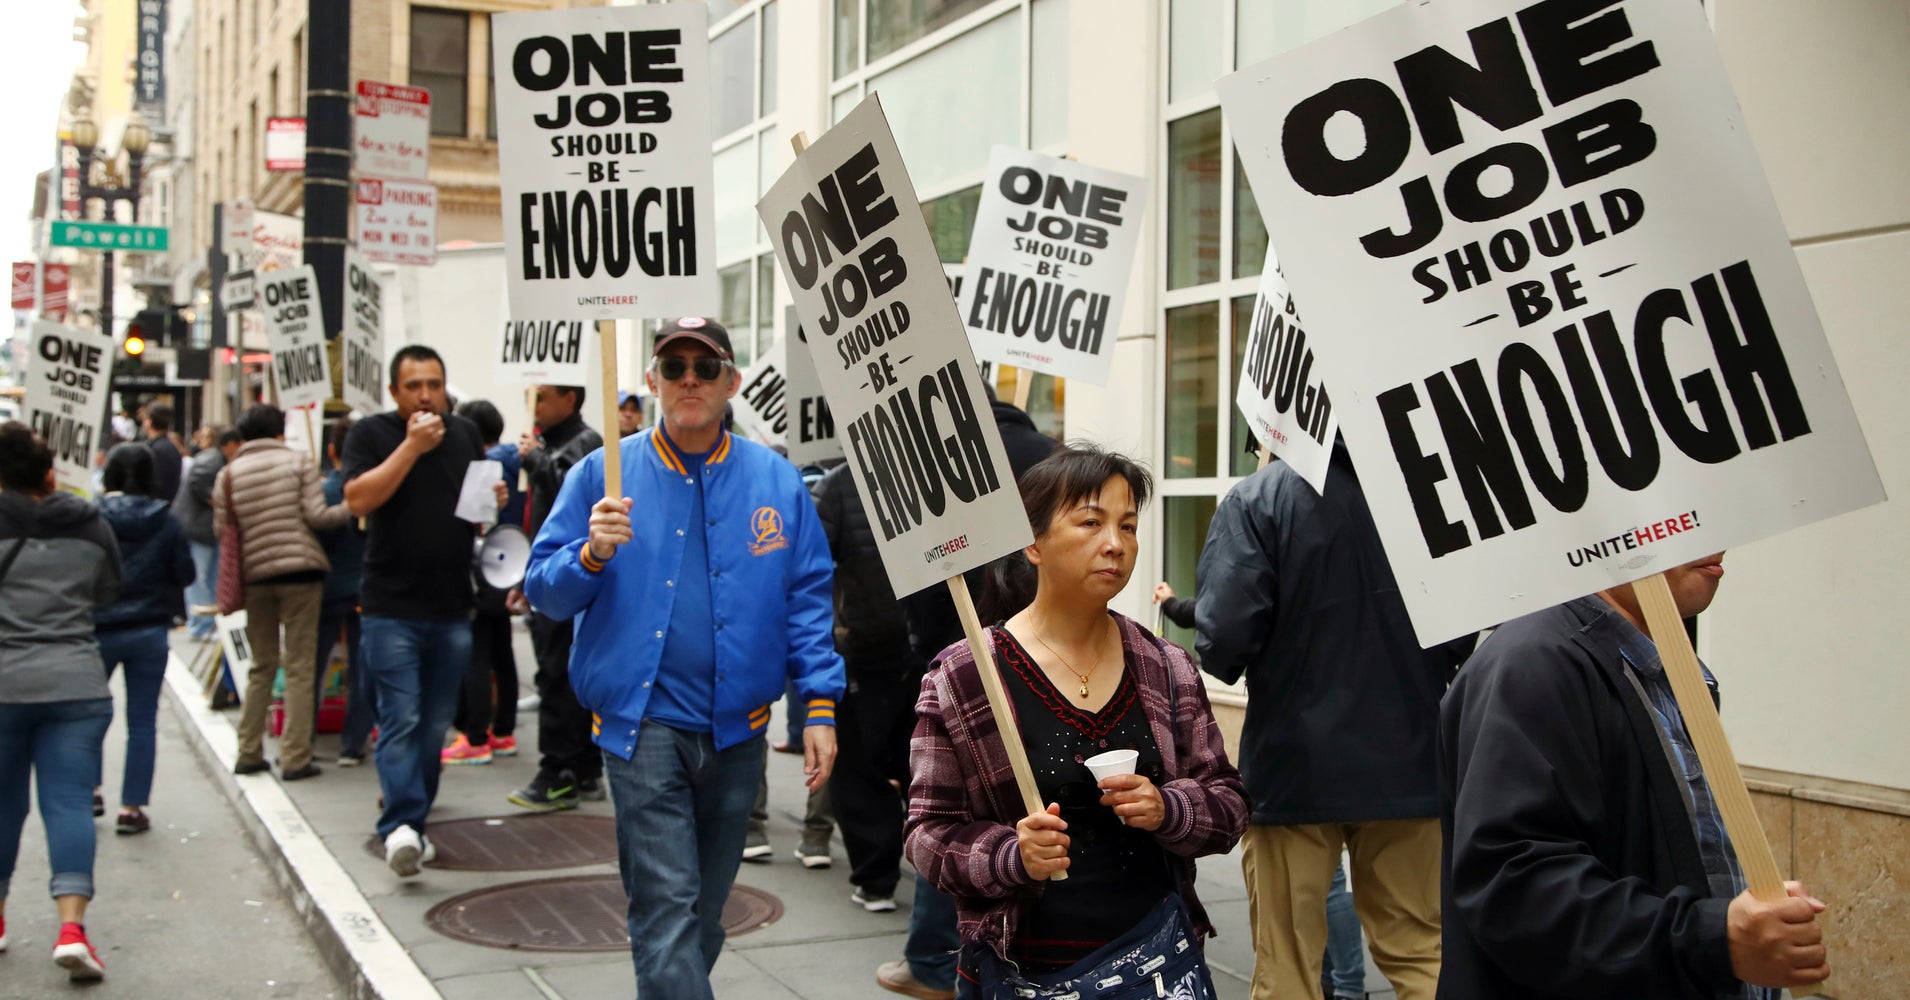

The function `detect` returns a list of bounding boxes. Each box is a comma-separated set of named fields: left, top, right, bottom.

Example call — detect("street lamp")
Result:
left=68, top=116, right=150, bottom=416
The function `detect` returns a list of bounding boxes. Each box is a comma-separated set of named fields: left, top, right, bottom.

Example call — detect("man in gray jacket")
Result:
left=173, top=428, right=242, bottom=639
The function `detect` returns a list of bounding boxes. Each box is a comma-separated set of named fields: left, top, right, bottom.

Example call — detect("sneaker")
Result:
left=420, top=834, right=437, bottom=865
left=385, top=825, right=424, bottom=878
left=490, top=734, right=519, bottom=757
left=516, top=693, right=541, bottom=712
left=116, top=809, right=150, bottom=835
left=92, top=792, right=104, bottom=818
left=576, top=776, right=606, bottom=801
left=852, top=887, right=897, bottom=912
left=337, top=752, right=365, bottom=767
left=794, top=844, right=832, bottom=869
left=742, top=828, right=773, bottom=862
left=52, top=923, right=104, bottom=981
left=507, top=770, right=580, bottom=813
left=441, top=734, right=493, bottom=765
left=876, top=959, right=954, bottom=1000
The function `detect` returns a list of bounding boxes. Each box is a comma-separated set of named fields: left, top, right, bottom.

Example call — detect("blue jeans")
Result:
left=360, top=616, right=469, bottom=838
left=316, top=607, right=374, bottom=755
left=0, top=698, right=113, bottom=901
left=97, top=626, right=171, bottom=807
left=906, top=870, right=961, bottom=991
left=186, top=540, right=218, bottom=638
left=604, top=725, right=763, bottom=1000
left=1323, top=863, right=1367, bottom=997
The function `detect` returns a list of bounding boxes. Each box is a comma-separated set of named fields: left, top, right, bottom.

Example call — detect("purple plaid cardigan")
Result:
left=903, top=611, right=1249, bottom=958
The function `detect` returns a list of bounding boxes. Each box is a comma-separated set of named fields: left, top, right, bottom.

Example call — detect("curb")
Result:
left=164, top=650, right=441, bottom=1000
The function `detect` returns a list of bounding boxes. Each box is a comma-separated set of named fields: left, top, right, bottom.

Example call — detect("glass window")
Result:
left=720, top=260, right=755, bottom=368
left=756, top=252, right=776, bottom=346
left=1168, top=0, right=1222, bottom=104
left=921, top=185, right=982, bottom=263
left=870, top=12, right=1019, bottom=194
left=1243, top=0, right=1401, bottom=66
left=868, top=0, right=993, bottom=64
left=711, top=20, right=757, bottom=137
left=1233, top=152, right=1267, bottom=279
left=832, top=88, right=860, bottom=124
left=1164, top=302, right=1219, bottom=479
left=1030, top=0, right=1068, bottom=150
left=409, top=8, right=469, bottom=137
left=708, top=0, right=751, bottom=22
left=761, top=2, right=780, bottom=116
left=1229, top=294, right=1258, bottom=476
left=1159, top=495, right=1217, bottom=651
left=712, top=139, right=757, bottom=260
left=1167, top=109, right=1222, bottom=290
left=833, top=0, right=861, bottom=78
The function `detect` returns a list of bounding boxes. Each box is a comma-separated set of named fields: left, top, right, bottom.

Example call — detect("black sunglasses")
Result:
left=655, top=356, right=729, bottom=382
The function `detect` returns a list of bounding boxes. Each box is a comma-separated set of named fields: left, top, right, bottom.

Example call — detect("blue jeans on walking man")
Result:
left=360, top=616, right=469, bottom=838
left=605, top=723, right=763, bottom=1000
left=185, top=540, right=219, bottom=640
left=316, top=607, right=375, bottom=758
left=0, top=699, right=113, bottom=903
left=96, top=626, right=171, bottom=808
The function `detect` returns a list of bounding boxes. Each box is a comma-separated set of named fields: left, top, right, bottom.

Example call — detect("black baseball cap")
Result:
left=652, top=317, right=733, bottom=360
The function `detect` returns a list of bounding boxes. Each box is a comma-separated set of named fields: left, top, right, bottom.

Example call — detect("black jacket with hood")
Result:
left=1195, top=443, right=1475, bottom=825
left=96, top=492, right=195, bottom=632
left=811, top=462, right=915, bottom=672
left=0, top=490, right=121, bottom=704
left=522, top=409, right=602, bottom=535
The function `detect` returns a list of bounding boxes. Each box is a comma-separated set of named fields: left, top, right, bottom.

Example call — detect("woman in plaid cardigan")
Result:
left=903, top=445, right=1249, bottom=982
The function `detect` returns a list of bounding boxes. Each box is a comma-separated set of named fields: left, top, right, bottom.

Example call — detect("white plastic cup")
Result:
left=1084, top=749, right=1141, bottom=824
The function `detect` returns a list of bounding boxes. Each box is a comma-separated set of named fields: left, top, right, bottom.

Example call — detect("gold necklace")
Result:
left=1034, top=628, right=1100, bottom=698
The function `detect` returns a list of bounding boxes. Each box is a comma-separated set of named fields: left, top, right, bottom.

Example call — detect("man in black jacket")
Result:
left=1196, top=440, right=1473, bottom=1000
left=1439, top=555, right=1828, bottom=1000
left=508, top=384, right=605, bottom=811
left=142, top=402, right=183, bottom=507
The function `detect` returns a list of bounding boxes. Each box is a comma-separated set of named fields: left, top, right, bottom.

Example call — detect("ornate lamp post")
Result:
left=68, top=117, right=151, bottom=349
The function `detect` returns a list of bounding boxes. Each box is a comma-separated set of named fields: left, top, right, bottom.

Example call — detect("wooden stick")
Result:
left=303, top=406, right=320, bottom=469
left=520, top=385, right=535, bottom=494
left=1632, top=572, right=1823, bottom=996
left=599, top=319, right=621, bottom=498
left=1012, top=367, right=1033, bottom=410
left=948, top=575, right=1066, bottom=881
left=1257, top=446, right=1272, bottom=470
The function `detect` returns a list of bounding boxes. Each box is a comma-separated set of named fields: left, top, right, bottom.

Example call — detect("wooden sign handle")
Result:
left=1633, top=572, right=1823, bottom=996
left=520, top=385, right=535, bottom=494
left=1257, top=446, right=1272, bottom=471
left=303, top=407, right=320, bottom=469
left=1012, top=367, right=1033, bottom=410
left=947, top=574, right=1066, bottom=881
left=599, top=319, right=621, bottom=498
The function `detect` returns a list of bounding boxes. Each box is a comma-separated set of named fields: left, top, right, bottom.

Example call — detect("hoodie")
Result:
left=0, top=489, right=121, bottom=704
left=96, top=492, right=195, bottom=632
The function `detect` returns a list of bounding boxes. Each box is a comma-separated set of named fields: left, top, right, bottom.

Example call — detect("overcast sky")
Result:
left=1, top=4, right=89, bottom=261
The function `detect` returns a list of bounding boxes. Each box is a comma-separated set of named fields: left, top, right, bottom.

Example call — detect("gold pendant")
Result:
left=1079, top=682, right=1090, bottom=698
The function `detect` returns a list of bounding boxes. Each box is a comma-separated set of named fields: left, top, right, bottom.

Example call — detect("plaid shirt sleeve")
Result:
left=1151, top=637, right=1250, bottom=857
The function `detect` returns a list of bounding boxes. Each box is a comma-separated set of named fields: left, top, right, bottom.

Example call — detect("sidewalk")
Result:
left=165, top=624, right=1395, bottom=999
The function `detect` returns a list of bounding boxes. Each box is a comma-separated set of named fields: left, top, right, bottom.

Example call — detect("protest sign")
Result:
left=1219, top=0, right=1882, bottom=646
left=355, top=178, right=438, bottom=266
left=731, top=339, right=788, bottom=445
left=757, top=95, right=1029, bottom=599
left=342, top=251, right=387, bottom=414
left=1234, top=251, right=1337, bottom=493
left=23, top=320, right=112, bottom=490
left=491, top=4, right=719, bottom=321
left=958, top=147, right=1146, bottom=385
left=354, top=80, right=431, bottom=182
left=496, top=280, right=589, bottom=386
left=216, top=611, right=254, bottom=685
left=259, top=265, right=331, bottom=411
left=784, top=306, right=842, bottom=465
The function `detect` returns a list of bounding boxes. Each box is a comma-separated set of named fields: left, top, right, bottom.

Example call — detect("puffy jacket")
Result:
left=811, top=463, right=915, bottom=670
left=0, top=490, right=120, bottom=704
left=522, top=410, right=601, bottom=533
left=95, top=493, right=195, bottom=631
left=171, top=447, right=225, bottom=544
left=525, top=427, right=845, bottom=758
left=212, top=439, right=351, bottom=583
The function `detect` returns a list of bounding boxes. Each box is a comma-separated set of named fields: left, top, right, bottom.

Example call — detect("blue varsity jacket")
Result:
left=524, top=427, right=845, bottom=758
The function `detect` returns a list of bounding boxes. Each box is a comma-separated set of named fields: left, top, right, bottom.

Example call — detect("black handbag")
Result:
left=971, top=895, right=1218, bottom=999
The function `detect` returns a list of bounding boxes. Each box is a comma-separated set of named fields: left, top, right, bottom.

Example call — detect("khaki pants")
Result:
left=1241, top=819, right=1443, bottom=1000
left=235, top=582, right=324, bottom=772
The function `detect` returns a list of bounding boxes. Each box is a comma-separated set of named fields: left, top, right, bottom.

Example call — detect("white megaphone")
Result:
left=474, top=524, right=532, bottom=590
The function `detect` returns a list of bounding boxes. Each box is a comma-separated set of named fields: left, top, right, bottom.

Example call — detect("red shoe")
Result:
left=441, top=734, right=493, bottom=765
left=1, top=913, right=9, bottom=952
left=490, top=734, right=519, bottom=757
left=52, top=923, right=105, bottom=980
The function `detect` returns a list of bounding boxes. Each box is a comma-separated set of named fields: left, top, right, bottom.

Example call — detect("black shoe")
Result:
left=577, top=776, right=606, bottom=802
left=115, top=809, right=150, bottom=835
left=280, top=763, right=323, bottom=781
left=507, top=770, right=580, bottom=812
left=233, top=759, right=271, bottom=775
left=92, top=793, right=104, bottom=818
left=210, top=690, right=240, bottom=710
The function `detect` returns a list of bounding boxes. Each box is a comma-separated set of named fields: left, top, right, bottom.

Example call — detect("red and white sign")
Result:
left=41, top=264, right=70, bottom=323
left=11, top=263, right=36, bottom=310
left=356, top=179, right=437, bottom=267
left=222, top=199, right=255, bottom=255
left=266, top=117, right=306, bottom=171
left=354, top=80, right=431, bottom=182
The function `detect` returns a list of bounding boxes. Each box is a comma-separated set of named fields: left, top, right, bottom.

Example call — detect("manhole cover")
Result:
left=363, top=814, right=617, bottom=871
left=425, top=875, right=783, bottom=952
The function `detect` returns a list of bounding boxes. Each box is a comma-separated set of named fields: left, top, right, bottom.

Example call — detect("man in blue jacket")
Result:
left=525, top=317, right=844, bottom=999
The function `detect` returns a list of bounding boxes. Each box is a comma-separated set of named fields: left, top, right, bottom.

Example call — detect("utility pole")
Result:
left=303, top=0, right=351, bottom=342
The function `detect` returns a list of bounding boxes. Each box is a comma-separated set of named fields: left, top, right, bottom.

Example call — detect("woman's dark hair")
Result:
left=0, top=422, right=54, bottom=493
left=978, top=443, right=1155, bottom=622
left=457, top=399, right=505, bottom=444
left=102, top=443, right=160, bottom=497
left=237, top=404, right=286, bottom=441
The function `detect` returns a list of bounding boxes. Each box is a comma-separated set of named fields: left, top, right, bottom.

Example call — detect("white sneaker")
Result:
left=852, top=887, right=897, bottom=912
left=516, top=693, right=542, bottom=711
left=385, top=826, right=423, bottom=878
left=794, top=845, right=832, bottom=869
left=420, top=834, right=437, bottom=865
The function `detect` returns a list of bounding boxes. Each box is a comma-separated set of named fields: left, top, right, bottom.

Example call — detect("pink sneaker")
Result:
left=491, top=734, right=519, bottom=757
left=52, top=922, right=104, bottom=980
left=441, top=734, right=493, bottom=765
